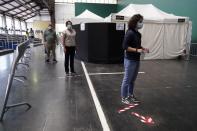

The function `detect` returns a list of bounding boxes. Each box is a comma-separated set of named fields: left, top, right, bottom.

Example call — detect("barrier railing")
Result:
left=0, top=40, right=32, bottom=121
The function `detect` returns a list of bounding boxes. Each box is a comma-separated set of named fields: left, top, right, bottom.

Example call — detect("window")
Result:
left=0, top=15, right=3, bottom=27
left=21, top=22, right=26, bottom=30
left=6, top=16, right=12, bottom=29
left=15, top=19, right=20, bottom=30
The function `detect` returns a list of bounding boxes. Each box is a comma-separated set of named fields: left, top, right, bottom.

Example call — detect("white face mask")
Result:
left=67, top=25, right=72, bottom=29
left=137, top=22, right=143, bottom=29
left=48, top=26, right=52, bottom=30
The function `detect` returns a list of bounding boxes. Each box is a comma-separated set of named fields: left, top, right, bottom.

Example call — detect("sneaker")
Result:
left=129, top=95, right=140, bottom=103
left=122, top=97, right=131, bottom=105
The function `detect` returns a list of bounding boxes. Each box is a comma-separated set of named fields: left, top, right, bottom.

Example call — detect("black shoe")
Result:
left=53, top=59, right=57, bottom=62
left=128, top=95, right=140, bottom=103
left=66, top=72, right=69, bottom=75
left=45, top=59, right=49, bottom=62
left=71, top=71, right=76, bottom=75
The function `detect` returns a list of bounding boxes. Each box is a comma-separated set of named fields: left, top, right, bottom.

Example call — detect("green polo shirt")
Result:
left=44, top=29, right=56, bottom=44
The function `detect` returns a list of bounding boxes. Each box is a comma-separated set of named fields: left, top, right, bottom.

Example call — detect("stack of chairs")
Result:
left=0, top=34, right=27, bottom=50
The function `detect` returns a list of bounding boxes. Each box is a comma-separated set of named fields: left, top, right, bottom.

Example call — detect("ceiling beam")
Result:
left=15, top=0, right=35, bottom=13
left=13, top=5, right=40, bottom=16
left=24, top=14, right=37, bottom=21
left=0, top=0, right=14, bottom=6
left=20, top=9, right=42, bottom=18
left=4, top=1, right=32, bottom=13
left=41, top=0, right=50, bottom=9
left=0, top=10, right=23, bottom=21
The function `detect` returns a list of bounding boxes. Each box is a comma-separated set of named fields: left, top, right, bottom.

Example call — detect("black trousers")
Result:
left=64, top=46, right=76, bottom=73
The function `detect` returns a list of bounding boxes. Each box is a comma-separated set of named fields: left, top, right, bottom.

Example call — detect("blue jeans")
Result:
left=121, top=58, right=140, bottom=98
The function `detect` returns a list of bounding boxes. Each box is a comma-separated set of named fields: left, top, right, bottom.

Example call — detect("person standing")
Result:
left=29, top=28, right=34, bottom=43
left=44, top=24, right=57, bottom=62
left=25, top=29, right=29, bottom=40
left=62, top=21, right=76, bottom=75
left=121, top=14, right=149, bottom=104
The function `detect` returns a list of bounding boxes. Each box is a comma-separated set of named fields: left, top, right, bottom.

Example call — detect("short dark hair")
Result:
left=66, top=21, right=72, bottom=26
left=128, top=14, right=143, bottom=29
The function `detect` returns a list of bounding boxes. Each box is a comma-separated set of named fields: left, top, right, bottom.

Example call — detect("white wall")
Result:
left=55, top=3, right=75, bottom=32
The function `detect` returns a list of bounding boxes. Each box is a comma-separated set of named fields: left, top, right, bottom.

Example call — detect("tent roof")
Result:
left=71, top=9, right=104, bottom=24
left=75, top=9, right=104, bottom=20
left=116, top=4, right=189, bottom=23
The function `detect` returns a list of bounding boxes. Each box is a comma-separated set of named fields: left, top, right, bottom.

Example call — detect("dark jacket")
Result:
left=122, top=29, right=142, bottom=61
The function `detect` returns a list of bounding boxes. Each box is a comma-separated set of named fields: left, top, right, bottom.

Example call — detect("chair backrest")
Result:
left=0, top=40, right=30, bottom=120
left=10, top=40, right=29, bottom=75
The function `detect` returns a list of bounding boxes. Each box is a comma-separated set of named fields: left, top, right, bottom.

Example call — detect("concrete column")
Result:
left=12, top=17, right=15, bottom=35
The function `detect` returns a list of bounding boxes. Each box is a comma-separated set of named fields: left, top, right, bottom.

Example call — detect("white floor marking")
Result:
left=81, top=61, right=110, bottom=131
left=88, top=71, right=145, bottom=76
left=89, top=72, right=124, bottom=75
left=57, top=75, right=81, bottom=79
left=139, top=71, right=146, bottom=74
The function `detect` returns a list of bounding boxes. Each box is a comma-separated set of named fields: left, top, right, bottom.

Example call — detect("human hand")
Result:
left=137, top=49, right=143, bottom=53
left=143, top=48, right=149, bottom=53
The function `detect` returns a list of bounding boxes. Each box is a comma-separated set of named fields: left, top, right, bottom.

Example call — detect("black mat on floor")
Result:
left=86, top=58, right=197, bottom=131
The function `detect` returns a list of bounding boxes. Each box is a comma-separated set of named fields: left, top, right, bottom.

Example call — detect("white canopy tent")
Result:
left=71, top=9, right=104, bottom=25
left=112, top=4, right=192, bottom=59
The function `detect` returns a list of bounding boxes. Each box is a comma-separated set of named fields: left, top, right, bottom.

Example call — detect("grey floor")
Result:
left=0, top=46, right=101, bottom=131
left=0, top=45, right=197, bottom=131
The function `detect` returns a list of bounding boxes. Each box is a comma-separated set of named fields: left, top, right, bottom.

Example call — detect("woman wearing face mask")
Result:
left=62, top=21, right=77, bottom=75
left=121, top=14, right=149, bottom=104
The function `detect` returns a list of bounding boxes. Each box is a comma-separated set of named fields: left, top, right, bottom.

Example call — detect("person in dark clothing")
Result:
left=121, top=14, right=149, bottom=104
left=29, top=28, right=34, bottom=43
left=62, top=21, right=76, bottom=76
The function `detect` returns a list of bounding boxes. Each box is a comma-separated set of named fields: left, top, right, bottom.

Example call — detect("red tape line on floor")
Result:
left=118, top=104, right=139, bottom=113
left=131, top=112, right=155, bottom=124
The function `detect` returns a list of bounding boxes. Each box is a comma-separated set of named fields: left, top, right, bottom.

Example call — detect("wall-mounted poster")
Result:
left=80, top=23, right=85, bottom=31
left=116, top=23, right=124, bottom=31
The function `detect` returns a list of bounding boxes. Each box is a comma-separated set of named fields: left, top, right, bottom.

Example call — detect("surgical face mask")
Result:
left=67, top=25, right=72, bottom=29
left=48, top=26, right=52, bottom=30
left=137, top=21, right=143, bottom=29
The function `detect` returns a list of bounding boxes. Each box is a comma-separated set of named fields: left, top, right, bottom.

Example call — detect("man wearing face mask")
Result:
left=62, top=21, right=76, bottom=76
left=121, top=14, right=149, bottom=104
left=44, top=24, right=57, bottom=62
